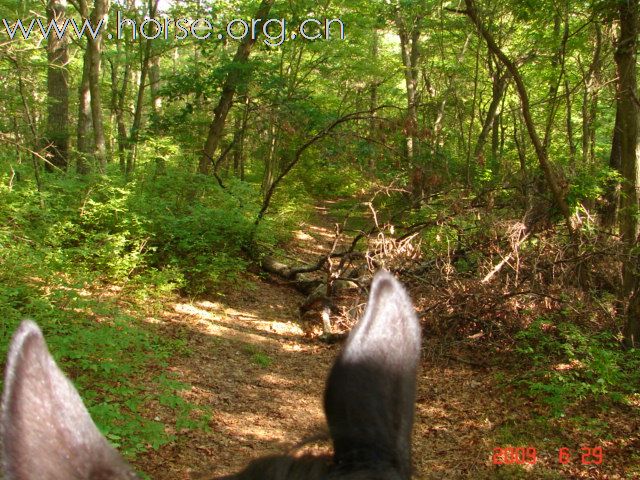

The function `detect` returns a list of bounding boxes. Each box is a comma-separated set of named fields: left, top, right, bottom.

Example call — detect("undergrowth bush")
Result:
left=296, top=155, right=366, bottom=198
left=1, top=159, right=289, bottom=293
left=135, top=172, right=258, bottom=294
left=513, top=317, right=640, bottom=417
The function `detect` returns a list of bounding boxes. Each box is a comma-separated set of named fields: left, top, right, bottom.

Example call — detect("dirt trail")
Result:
left=132, top=202, right=523, bottom=479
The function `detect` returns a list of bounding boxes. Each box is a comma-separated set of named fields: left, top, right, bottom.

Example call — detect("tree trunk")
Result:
left=625, top=287, right=640, bottom=349
left=126, top=0, right=158, bottom=175
left=87, top=0, right=109, bottom=171
left=76, top=44, right=92, bottom=174
left=45, top=0, right=69, bottom=171
left=199, top=0, right=275, bottom=174
left=126, top=43, right=150, bottom=174
left=491, top=110, right=500, bottom=173
left=465, top=41, right=480, bottom=185
left=464, top=0, right=577, bottom=240
left=614, top=0, right=640, bottom=347
left=149, top=54, right=161, bottom=114
left=473, top=69, right=509, bottom=161
left=542, top=9, right=564, bottom=150
left=582, top=22, right=602, bottom=165
left=261, top=119, right=278, bottom=195
left=109, top=50, right=131, bottom=172
left=565, top=77, right=576, bottom=168
left=232, top=95, right=249, bottom=180
left=601, top=107, right=622, bottom=229
left=13, top=57, right=43, bottom=194
left=395, top=10, right=420, bottom=165
left=368, top=28, right=379, bottom=171
left=512, top=109, right=529, bottom=205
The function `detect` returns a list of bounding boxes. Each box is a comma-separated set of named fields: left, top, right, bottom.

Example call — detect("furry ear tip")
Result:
left=15, top=319, right=43, bottom=336
left=372, top=269, right=395, bottom=282
left=371, top=270, right=412, bottom=302
left=9, top=320, right=46, bottom=355
left=371, top=270, right=399, bottom=291
left=4, top=320, right=50, bottom=405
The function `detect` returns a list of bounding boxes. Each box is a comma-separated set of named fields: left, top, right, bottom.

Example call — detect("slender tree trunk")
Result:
left=109, top=52, right=131, bottom=172
left=395, top=10, right=420, bottom=165
left=262, top=120, right=278, bottom=195
left=464, top=0, right=577, bottom=239
left=127, top=44, right=150, bottom=174
left=87, top=0, right=109, bottom=171
left=233, top=95, right=249, bottom=180
left=542, top=10, right=564, bottom=149
left=125, top=0, right=158, bottom=175
left=199, top=0, right=275, bottom=173
left=13, top=57, right=43, bottom=194
left=473, top=69, right=509, bottom=161
left=45, top=0, right=69, bottom=171
left=491, top=111, right=500, bottom=172
left=581, top=86, right=590, bottom=164
left=232, top=116, right=243, bottom=179
left=76, top=44, right=92, bottom=174
left=112, top=0, right=136, bottom=173
left=582, top=23, right=602, bottom=165
left=602, top=108, right=622, bottom=229
left=149, top=54, right=161, bottom=114
left=465, top=42, right=481, bottom=185
left=513, top=111, right=527, bottom=176
left=499, top=95, right=507, bottom=157
left=368, top=28, right=379, bottom=171
left=565, top=77, right=576, bottom=168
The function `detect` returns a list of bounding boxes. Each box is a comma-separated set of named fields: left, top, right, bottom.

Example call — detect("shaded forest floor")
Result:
left=131, top=200, right=638, bottom=480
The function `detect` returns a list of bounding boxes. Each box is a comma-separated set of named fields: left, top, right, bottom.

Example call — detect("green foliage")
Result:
left=147, top=198, right=252, bottom=294
left=89, top=400, right=169, bottom=455
left=513, top=318, right=640, bottom=416
left=300, top=161, right=366, bottom=198
left=567, top=166, right=623, bottom=210
left=7, top=154, right=290, bottom=294
left=132, top=158, right=286, bottom=293
left=156, top=373, right=212, bottom=435
left=250, top=352, right=273, bottom=368
left=127, top=266, right=186, bottom=304
left=242, top=344, right=273, bottom=368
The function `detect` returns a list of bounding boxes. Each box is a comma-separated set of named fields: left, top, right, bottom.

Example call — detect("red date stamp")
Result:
left=558, top=446, right=603, bottom=465
left=492, top=447, right=537, bottom=465
left=492, top=446, right=604, bottom=465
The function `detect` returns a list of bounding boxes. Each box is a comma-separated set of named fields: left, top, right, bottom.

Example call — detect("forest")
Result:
left=0, top=0, right=639, bottom=478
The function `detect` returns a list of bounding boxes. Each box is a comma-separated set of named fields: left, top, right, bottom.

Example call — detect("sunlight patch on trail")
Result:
left=174, top=302, right=221, bottom=320
left=172, top=301, right=306, bottom=344
left=294, top=230, right=315, bottom=241
left=195, top=300, right=223, bottom=310
left=253, top=320, right=305, bottom=336
left=215, top=411, right=301, bottom=444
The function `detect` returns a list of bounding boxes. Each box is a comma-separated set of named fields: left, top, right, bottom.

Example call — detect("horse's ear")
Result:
left=1, top=320, right=139, bottom=480
left=324, top=271, right=421, bottom=479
